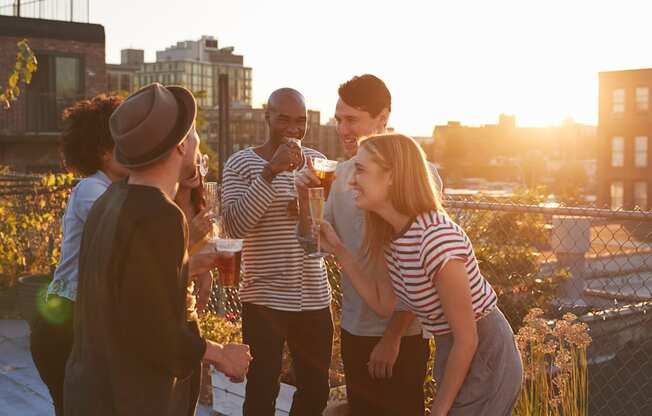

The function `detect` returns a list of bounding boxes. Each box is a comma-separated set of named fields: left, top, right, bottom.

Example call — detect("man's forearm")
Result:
left=222, top=174, right=276, bottom=238
left=381, top=311, right=416, bottom=342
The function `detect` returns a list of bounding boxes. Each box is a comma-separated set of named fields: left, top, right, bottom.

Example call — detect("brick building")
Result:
left=0, top=15, right=106, bottom=172
left=598, top=69, right=651, bottom=210
left=431, top=115, right=598, bottom=190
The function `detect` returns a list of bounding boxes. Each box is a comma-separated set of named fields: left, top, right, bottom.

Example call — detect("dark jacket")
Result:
left=64, top=181, right=206, bottom=416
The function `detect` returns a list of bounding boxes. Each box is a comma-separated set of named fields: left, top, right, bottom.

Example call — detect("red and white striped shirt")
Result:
left=384, top=211, right=497, bottom=336
left=221, top=147, right=331, bottom=312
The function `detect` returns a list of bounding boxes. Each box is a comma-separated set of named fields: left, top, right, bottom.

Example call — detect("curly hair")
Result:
left=59, top=94, right=124, bottom=177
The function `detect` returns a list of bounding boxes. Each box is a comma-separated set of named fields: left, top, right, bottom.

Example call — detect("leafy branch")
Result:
left=1, top=39, right=38, bottom=110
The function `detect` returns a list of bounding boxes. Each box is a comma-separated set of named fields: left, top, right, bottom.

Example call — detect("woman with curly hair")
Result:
left=29, top=94, right=128, bottom=416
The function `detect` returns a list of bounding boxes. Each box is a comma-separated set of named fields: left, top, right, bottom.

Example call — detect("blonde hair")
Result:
left=359, top=134, right=446, bottom=262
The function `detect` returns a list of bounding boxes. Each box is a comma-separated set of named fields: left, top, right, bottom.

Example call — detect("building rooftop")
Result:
left=0, top=14, right=104, bottom=43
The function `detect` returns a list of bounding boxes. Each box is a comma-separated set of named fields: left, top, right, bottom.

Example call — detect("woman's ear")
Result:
left=386, top=170, right=394, bottom=188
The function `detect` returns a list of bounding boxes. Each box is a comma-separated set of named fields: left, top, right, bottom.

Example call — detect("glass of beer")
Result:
left=203, top=181, right=220, bottom=239
left=213, top=238, right=243, bottom=288
left=306, top=187, right=326, bottom=258
left=311, top=158, right=338, bottom=199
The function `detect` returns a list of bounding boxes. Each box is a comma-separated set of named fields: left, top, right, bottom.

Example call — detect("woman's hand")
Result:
left=318, top=220, right=344, bottom=255
left=189, top=206, right=214, bottom=248
left=189, top=252, right=218, bottom=277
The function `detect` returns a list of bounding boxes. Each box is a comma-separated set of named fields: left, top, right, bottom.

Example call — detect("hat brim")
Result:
left=114, top=86, right=197, bottom=169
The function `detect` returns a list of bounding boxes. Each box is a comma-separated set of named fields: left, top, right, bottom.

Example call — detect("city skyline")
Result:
left=68, top=0, right=652, bottom=135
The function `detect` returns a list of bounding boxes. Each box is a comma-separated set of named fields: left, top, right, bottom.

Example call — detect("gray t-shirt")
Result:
left=325, top=159, right=443, bottom=337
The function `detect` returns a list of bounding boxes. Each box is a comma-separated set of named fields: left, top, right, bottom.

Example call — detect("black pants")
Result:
left=341, top=329, right=430, bottom=416
left=29, top=295, right=75, bottom=416
left=242, top=302, right=333, bottom=416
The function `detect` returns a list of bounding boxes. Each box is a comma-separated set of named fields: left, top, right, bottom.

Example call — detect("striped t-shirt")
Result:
left=221, top=147, right=331, bottom=311
left=384, top=211, right=497, bottom=336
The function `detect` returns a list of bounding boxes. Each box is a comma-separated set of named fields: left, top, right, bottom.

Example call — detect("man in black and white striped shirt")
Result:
left=221, top=88, right=333, bottom=415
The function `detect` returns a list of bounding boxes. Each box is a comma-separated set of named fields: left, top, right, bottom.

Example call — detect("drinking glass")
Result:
left=213, top=238, right=243, bottom=288
left=311, top=157, right=338, bottom=199
left=306, top=187, right=325, bottom=258
left=203, top=181, right=220, bottom=239
left=286, top=138, right=303, bottom=197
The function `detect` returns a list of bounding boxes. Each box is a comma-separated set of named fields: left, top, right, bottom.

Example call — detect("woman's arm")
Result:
left=430, top=259, right=479, bottom=416
left=320, top=221, right=397, bottom=317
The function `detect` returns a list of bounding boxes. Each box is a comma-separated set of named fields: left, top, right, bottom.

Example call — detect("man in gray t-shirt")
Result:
left=297, top=75, right=442, bottom=415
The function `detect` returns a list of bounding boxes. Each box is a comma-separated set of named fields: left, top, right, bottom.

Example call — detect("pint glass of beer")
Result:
left=213, top=238, right=243, bottom=288
left=311, top=158, right=338, bottom=199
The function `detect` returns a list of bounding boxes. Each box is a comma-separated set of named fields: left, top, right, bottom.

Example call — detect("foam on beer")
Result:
left=215, top=238, right=243, bottom=253
left=313, top=158, right=338, bottom=173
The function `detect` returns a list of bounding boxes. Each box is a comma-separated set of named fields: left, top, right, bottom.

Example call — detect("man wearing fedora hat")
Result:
left=64, top=83, right=252, bottom=416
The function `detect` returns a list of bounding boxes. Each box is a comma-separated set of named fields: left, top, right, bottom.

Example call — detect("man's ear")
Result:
left=176, top=139, right=187, bottom=156
left=378, top=108, right=390, bottom=129
left=101, top=150, right=112, bottom=163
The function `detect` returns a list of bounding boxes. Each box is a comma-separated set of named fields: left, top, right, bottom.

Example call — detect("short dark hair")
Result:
left=59, top=94, right=123, bottom=177
left=338, top=74, right=391, bottom=117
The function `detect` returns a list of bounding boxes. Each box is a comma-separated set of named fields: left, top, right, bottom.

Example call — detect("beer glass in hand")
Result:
left=311, top=158, right=338, bottom=199
left=204, top=181, right=220, bottom=239
left=214, top=238, right=243, bottom=288
left=286, top=138, right=303, bottom=196
left=307, top=187, right=326, bottom=258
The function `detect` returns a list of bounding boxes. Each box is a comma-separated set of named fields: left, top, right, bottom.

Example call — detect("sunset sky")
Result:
left=88, top=0, right=652, bottom=136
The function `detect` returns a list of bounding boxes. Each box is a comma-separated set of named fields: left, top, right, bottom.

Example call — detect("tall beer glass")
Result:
left=311, top=158, right=338, bottom=199
left=203, top=181, right=220, bottom=239
left=306, top=187, right=325, bottom=258
left=213, top=238, right=243, bottom=288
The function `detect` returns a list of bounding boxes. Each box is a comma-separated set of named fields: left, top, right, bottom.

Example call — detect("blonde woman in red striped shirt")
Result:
left=319, top=133, right=523, bottom=416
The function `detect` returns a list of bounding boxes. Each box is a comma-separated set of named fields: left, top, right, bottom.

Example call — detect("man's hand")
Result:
left=294, top=158, right=321, bottom=199
left=205, top=340, right=252, bottom=383
left=268, top=141, right=303, bottom=174
left=368, top=335, right=401, bottom=379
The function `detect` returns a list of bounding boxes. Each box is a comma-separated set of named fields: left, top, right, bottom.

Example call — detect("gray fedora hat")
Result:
left=109, top=83, right=197, bottom=168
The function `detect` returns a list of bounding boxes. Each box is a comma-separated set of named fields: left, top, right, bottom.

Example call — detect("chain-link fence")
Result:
left=3, top=175, right=652, bottom=414
left=207, top=197, right=652, bottom=415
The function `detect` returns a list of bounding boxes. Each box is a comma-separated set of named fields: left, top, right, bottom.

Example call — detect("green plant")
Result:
left=0, top=172, right=74, bottom=285
left=1, top=39, right=37, bottom=110
left=453, top=188, right=567, bottom=329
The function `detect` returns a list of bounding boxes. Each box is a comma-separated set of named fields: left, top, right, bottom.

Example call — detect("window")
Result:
left=108, top=72, right=120, bottom=92
left=611, top=181, right=624, bottom=210
left=120, top=74, right=131, bottom=92
left=634, top=181, right=648, bottom=210
left=611, top=136, right=625, bottom=167
left=55, top=57, right=82, bottom=99
left=635, top=136, right=648, bottom=167
left=613, top=89, right=625, bottom=114
left=636, top=87, right=649, bottom=112
left=26, top=54, right=83, bottom=132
